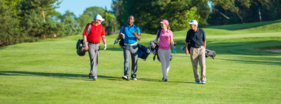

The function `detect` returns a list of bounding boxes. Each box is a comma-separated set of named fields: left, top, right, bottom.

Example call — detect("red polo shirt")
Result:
left=83, top=23, right=106, bottom=43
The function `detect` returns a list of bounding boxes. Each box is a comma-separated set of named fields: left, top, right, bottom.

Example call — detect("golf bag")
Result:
left=137, top=44, right=150, bottom=60
left=76, top=39, right=87, bottom=56
left=181, top=46, right=216, bottom=59
left=205, top=49, right=216, bottom=59
left=150, top=41, right=172, bottom=62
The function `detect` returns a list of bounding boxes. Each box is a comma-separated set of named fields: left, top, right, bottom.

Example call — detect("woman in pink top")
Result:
left=152, top=20, right=176, bottom=82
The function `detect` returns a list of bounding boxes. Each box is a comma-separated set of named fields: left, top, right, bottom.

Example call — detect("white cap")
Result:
left=189, top=20, right=198, bottom=26
left=94, top=14, right=105, bottom=22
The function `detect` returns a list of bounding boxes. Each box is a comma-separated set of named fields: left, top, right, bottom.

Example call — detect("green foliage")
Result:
left=0, top=0, right=80, bottom=47
left=0, top=0, right=20, bottom=46
left=78, top=6, right=119, bottom=35
left=102, top=12, right=120, bottom=35
left=78, top=6, right=105, bottom=30
left=208, top=0, right=281, bottom=25
left=112, top=0, right=211, bottom=33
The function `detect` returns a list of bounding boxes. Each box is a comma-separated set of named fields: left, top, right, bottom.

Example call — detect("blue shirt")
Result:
left=185, top=28, right=206, bottom=47
left=120, top=24, right=141, bottom=45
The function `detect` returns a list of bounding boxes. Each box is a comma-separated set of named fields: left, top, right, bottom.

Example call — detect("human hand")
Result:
left=173, top=48, right=177, bottom=54
left=84, top=46, right=88, bottom=51
left=114, top=40, right=119, bottom=45
left=152, top=44, right=156, bottom=49
left=104, top=44, right=107, bottom=50
left=120, top=33, right=125, bottom=39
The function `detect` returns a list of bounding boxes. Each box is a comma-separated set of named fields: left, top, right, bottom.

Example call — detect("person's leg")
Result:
left=123, top=45, right=131, bottom=78
left=130, top=45, right=138, bottom=79
left=199, top=46, right=206, bottom=83
left=88, top=43, right=96, bottom=78
left=166, top=49, right=171, bottom=75
left=92, top=43, right=100, bottom=78
left=158, top=49, right=168, bottom=80
left=190, top=47, right=200, bottom=82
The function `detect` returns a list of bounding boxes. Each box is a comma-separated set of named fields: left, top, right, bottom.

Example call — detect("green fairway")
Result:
left=1, top=22, right=281, bottom=103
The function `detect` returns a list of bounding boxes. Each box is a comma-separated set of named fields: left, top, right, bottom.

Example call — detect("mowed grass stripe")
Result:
left=0, top=24, right=281, bottom=103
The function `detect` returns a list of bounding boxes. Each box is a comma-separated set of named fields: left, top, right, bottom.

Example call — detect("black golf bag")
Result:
left=76, top=39, right=87, bottom=56
left=181, top=46, right=216, bottom=59
left=150, top=41, right=172, bottom=62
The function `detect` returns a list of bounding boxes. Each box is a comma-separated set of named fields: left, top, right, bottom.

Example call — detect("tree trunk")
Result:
left=42, top=11, right=45, bottom=22
left=5, top=38, right=9, bottom=45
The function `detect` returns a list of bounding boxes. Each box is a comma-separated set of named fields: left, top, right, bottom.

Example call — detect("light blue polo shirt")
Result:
left=120, top=24, right=141, bottom=45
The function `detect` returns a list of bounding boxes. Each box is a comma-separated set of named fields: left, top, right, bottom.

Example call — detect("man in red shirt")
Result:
left=83, top=14, right=107, bottom=81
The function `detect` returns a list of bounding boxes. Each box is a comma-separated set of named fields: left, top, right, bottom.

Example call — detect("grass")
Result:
left=0, top=21, right=281, bottom=103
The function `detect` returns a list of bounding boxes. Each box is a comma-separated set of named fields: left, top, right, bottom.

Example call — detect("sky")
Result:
left=55, top=0, right=112, bottom=17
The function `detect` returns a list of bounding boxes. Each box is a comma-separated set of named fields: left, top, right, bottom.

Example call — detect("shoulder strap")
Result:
left=123, top=25, right=126, bottom=33
left=155, top=29, right=162, bottom=42
left=134, top=25, right=138, bottom=32
left=87, top=23, right=92, bottom=36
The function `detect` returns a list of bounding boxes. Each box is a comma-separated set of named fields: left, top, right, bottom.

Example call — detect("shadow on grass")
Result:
left=0, top=71, right=195, bottom=83
left=0, top=71, right=118, bottom=80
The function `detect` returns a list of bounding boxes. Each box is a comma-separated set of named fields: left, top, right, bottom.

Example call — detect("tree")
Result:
left=102, top=12, right=119, bottom=35
left=17, top=0, right=62, bottom=39
left=0, top=0, right=20, bottom=46
left=78, top=6, right=105, bottom=30
left=112, top=0, right=211, bottom=33
left=208, top=0, right=281, bottom=25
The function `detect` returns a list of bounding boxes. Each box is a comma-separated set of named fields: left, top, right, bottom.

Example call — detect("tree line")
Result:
left=112, top=0, right=281, bottom=33
left=1, top=0, right=280, bottom=47
left=0, top=0, right=119, bottom=47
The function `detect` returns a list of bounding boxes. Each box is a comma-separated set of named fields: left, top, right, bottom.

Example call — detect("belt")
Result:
left=89, top=42, right=100, bottom=44
left=192, top=46, right=202, bottom=48
left=124, top=42, right=137, bottom=46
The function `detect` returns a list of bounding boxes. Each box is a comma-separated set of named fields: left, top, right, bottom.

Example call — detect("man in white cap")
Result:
left=83, top=14, right=107, bottom=81
left=185, top=20, right=207, bottom=84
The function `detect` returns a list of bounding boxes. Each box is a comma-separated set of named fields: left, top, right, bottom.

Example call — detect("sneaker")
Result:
left=89, top=73, right=93, bottom=79
left=92, top=77, right=97, bottom=81
left=196, top=82, right=200, bottom=84
left=132, top=78, right=137, bottom=80
left=164, top=79, right=168, bottom=82
left=201, top=82, right=206, bottom=84
left=122, top=76, right=129, bottom=81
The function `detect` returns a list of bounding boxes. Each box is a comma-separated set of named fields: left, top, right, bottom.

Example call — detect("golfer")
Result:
left=185, top=20, right=206, bottom=84
left=152, top=20, right=176, bottom=82
left=117, top=15, right=141, bottom=81
left=83, top=14, right=107, bottom=81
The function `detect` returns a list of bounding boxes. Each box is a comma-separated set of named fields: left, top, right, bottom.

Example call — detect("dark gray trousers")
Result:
left=123, top=44, right=138, bottom=78
left=88, top=43, right=100, bottom=78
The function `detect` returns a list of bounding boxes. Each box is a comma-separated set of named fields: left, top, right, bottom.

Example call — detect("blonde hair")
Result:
left=165, top=23, right=171, bottom=30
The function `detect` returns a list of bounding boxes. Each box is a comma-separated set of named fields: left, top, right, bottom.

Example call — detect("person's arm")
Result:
left=102, top=36, right=106, bottom=45
left=185, top=42, right=189, bottom=55
left=83, top=24, right=90, bottom=51
left=101, top=27, right=107, bottom=50
left=202, top=29, right=206, bottom=48
left=170, top=32, right=175, bottom=48
left=133, top=27, right=141, bottom=40
left=117, top=26, right=124, bottom=40
left=185, top=30, right=190, bottom=55
left=83, top=35, right=88, bottom=51
left=204, top=41, right=206, bottom=48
